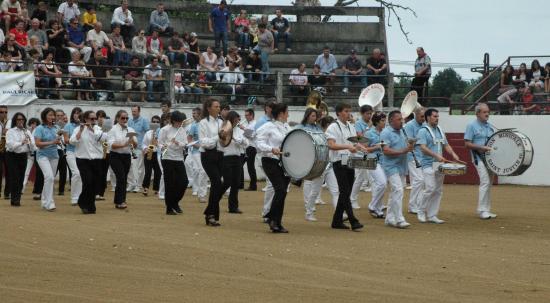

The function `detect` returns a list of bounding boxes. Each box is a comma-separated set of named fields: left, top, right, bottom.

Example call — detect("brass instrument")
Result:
left=161, top=118, right=193, bottom=158
left=146, top=123, right=160, bottom=161
left=402, top=127, right=421, bottom=168
left=306, top=90, right=329, bottom=118
left=102, top=141, right=109, bottom=159
left=23, top=129, right=33, bottom=157
left=146, top=144, right=155, bottom=160
left=56, top=129, right=66, bottom=156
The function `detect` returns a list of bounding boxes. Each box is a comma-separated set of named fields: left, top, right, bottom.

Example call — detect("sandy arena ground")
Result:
left=0, top=182, right=549, bottom=302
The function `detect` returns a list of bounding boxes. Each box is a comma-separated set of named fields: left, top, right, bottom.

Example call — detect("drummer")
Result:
left=350, top=104, right=373, bottom=209
left=464, top=103, right=496, bottom=220
left=365, top=112, right=387, bottom=218
left=416, top=108, right=461, bottom=224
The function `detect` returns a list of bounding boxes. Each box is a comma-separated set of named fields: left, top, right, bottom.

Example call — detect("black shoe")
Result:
left=228, top=209, right=243, bottom=214
left=269, top=220, right=280, bottom=233
left=4, top=195, right=10, bottom=200
left=205, top=215, right=221, bottom=226
left=263, top=217, right=271, bottom=224
left=11, top=201, right=21, bottom=207
left=244, top=188, right=257, bottom=191
left=58, top=192, right=64, bottom=196
left=174, top=207, right=183, bottom=214
left=81, top=209, right=96, bottom=214
left=166, top=210, right=178, bottom=215
left=33, top=195, right=41, bottom=200
left=331, top=223, right=350, bottom=230
left=278, top=225, right=289, bottom=233
left=351, top=222, right=364, bottom=231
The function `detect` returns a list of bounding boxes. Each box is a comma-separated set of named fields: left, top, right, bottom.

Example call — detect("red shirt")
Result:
left=10, top=28, right=28, bottom=47
left=522, top=93, right=540, bottom=113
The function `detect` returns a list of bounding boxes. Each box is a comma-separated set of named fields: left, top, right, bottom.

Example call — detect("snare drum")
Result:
left=483, top=129, right=534, bottom=176
left=348, top=156, right=377, bottom=170
left=280, top=129, right=329, bottom=180
left=438, top=163, right=467, bottom=176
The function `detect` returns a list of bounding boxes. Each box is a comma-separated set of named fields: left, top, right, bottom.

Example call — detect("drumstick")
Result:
left=454, top=159, right=467, bottom=165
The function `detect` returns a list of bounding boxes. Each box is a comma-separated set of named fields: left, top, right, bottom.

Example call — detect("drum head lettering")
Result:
left=484, top=130, right=533, bottom=176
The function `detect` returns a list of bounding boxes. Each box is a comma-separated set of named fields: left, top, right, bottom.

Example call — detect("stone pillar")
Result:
left=387, top=72, right=394, bottom=108
left=276, top=71, right=284, bottom=103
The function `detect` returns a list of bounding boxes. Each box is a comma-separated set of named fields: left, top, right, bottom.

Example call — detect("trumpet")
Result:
left=23, top=129, right=32, bottom=157
left=102, top=141, right=109, bottom=159
left=56, top=129, right=66, bottom=156
left=130, top=143, right=138, bottom=160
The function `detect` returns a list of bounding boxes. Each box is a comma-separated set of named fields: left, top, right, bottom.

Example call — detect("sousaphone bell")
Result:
left=358, top=83, right=385, bottom=111
left=400, top=90, right=422, bottom=119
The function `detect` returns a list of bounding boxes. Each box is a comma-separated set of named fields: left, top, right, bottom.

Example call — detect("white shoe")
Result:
left=408, top=208, right=418, bottom=214
left=342, top=88, right=349, bottom=94
left=428, top=216, right=445, bottom=224
left=199, top=197, right=207, bottom=203
left=192, top=192, right=197, bottom=196
left=351, top=203, right=361, bottom=210
left=405, top=185, right=412, bottom=190
left=342, top=213, right=348, bottom=221
left=71, top=200, right=78, bottom=206
left=417, top=211, right=427, bottom=223
left=479, top=211, right=497, bottom=219
left=159, top=195, right=165, bottom=200
left=126, top=186, right=133, bottom=192
left=261, top=187, right=267, bottom=192
left=305, top=214, right=317, bottom=222
left=132, top=187, right=140, bottom=193
left=361, top=187, right=372, bottom=192
left=396, top=221, right=411, bottom=229
left=315, top=199, right=326, bottom=205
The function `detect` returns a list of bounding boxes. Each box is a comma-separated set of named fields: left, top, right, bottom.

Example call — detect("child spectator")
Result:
left=81, top=6, right=97, bottom=32
left=9, top=19, right=27, bottom=47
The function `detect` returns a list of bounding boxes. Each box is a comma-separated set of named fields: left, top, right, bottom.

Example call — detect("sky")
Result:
left=226, top=0, right=550, bottom=81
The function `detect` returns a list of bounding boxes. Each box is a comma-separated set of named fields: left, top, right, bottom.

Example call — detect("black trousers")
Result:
left=77, top=158, right=102, bottom=212
left=410, top=75, right=430, bottom=102
left=222, top=155, right=242, bottom=211
left=143, top=152, right=161, bottom=191
left=201, top=150, right=224, bottom=220
left=96, top=155, right=109, bottom=197
left=32, top=154, right=43, bottom=194
left=239, top=154, right=245, bottom=189
left=332, top=161, right=358, bottom=225
left=0, top=152, right=10, bottom=197
left=244, top=146, right=257, bottom=189
left=262, top=157, right=290, bottom=225
left=56, top=149, right=67, bottom=194
left=161, top=159, right=188, bottom=212
left=109, top=152, right=131, bottom=205
left=6, top=152, right=27, bottom=204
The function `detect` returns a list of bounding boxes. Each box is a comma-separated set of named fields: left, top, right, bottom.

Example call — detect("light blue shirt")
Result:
left=354, top=119, right=369, bottom=136
left=403, top=119, right=423, bottom=162
left=464, top=119, right=494, bottom=162
left=380, top=126, right=408, bottom=176
left=34, top=125, right=60, bottom=160
left=295, top=123, right=322, bottom=132
left=366, top=127, right=383, bottom=160
left=314, top=54, right=338, bottom=74
left=128, top=116, right=150, bottom=145
left=187, top=122, right=200, bottom=154
left=417, top=125, right=447, bottom=168
left=63, top=122, right=79, bottom=153
left=254, top=115, right=271, bottom=131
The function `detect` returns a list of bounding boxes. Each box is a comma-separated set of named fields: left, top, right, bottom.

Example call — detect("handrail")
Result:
left=462, top=56, right=508, bottom=102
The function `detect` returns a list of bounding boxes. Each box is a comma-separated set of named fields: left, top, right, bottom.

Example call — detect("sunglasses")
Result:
left=89, top=118, right=97, bottom=121
left=0, top=111, right=7, bottom=114
left=120, top=117, right=128, bottom=120
left=152, top=121, right=160, bottom=123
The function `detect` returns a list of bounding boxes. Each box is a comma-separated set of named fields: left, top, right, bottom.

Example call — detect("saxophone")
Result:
left=146, top=130, right=158, bottom=161
left=102, top=141, right=109, bottom=159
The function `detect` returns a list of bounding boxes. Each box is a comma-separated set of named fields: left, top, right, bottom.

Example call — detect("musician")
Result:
left=22, top=118, right=40, bottom=193
left=158, top=110, right=189, bottom=215
left=255, top=100, right=276, bottom=219
left=325, top=102, right=364, bottom=231
left=380, top=110, right=413, bottom=229
left=157, top=112, right=171, bottom=201
left=187, top=107, right=207, bottom=203
left=54, top=109, right=68, bottom=196
left=6, top=113, right=35, bottom=206
left=63, top=107, right=83, bottom=206
left=199, top=98, right=224, bottom=226
left=416, top=108, right=461, bottom=224
left=350, top=104, right=373, bottom=209
left=220, top=111, right=248, bottom=214
left=256, top=103, right=292, bottom=233
left=141, top=115, right=161, bottom=196
left=107, top=110, right=137, bottom=210
left=242, top=108, right=257, bottom=191
left=127, top=106, right=150, bottom=193
left=0, top=105, right=11, bottom=200
left=95, top=110, right=109, bottom=201
left=464, top=103, right=496, bottom=220
left=34, top=107, right=61, bottom=211
left=318, top=115, right=340, bottom=210
left=30, top=118, right=44, bottom=201
left=365, top=112, right=387, bottom=218
left=70, top=111, right=108, bottom=214
left=403, top=107, right=426, bottom=214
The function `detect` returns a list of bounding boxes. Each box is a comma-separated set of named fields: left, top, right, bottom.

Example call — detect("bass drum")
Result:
left=484, top=129, right=534, bottom=176
left=280, top=129, right=329, bottom=180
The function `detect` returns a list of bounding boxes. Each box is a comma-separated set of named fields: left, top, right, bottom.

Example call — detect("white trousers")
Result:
left=407, top=160, right=425, bottom=211
left=368, top=164, right=387, bottom=213
left=184, top=155, right=195, bottom=186
left=22, top=156, right=34, bottom=192
left=475, top=160, right=492, bottom=213
left=191, top=152, right=208, bottom=198
left=420, top=165, right=445, bottom=218
left=65, top=152, right=82, bottom=204
left=37, top=157, right=59, bottom=210
left=262, top=178, right=274, bottom=217
left=385, top=173, right=406, bottom=225
left=350, top=168, right=368, bottom=206
left=67, top=46, right=92, bottom=62
left=127, top=152, right=144, bottom=190
left=303, top=177, right=322, bottom=216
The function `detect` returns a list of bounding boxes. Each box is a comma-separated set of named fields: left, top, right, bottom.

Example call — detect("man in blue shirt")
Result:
left=187, top=107, right=208, bottom=203
left=208, top=0, right=230, bottom=57
left=350, top=104, right=372, bottom=209
left=66, top=17, right=92, bottom=62
left=128, top=106, right=150, bottom=192
left=416, top=108, right=460, bottom=224
left=464, top=103, right=496, bottom=220
left=403, top=107, right=425, bottom=214
left=380, top=110, right=412, bottom=229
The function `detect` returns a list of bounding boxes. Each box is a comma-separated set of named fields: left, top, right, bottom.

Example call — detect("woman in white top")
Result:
left=199, top=46, right=217, bottom=81
left=6, top=113, right=35, bottom=207
left=158, top=111, right=189, bottom=215
left=69, top=110, right=107, bottom=214
left=107, top=110, right=137, bottom=209
left=199, top=98, right=223, bottom=226
left=220, top=111, right=248, bottom=213
left=256, top=103, right=291, bottom=233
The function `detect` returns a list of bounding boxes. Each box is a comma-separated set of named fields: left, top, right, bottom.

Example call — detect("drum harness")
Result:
left=472, top=122, right=497, bottom=166
left=335, top=120, right=353, bottom=166
left=422, top=124, right=446, bottom=158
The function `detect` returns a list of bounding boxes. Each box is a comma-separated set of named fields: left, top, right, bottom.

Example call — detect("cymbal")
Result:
left=347, top=136, right=369, bottom=144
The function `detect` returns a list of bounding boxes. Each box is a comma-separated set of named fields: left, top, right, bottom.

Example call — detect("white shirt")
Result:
left=69, top=125, right=107, bottom=159
left=57, top=2, right=80, bottom=23
left=216, top=67, right=245, bottom=84
left=6, top=127, right=35, bottom=153
left=326, top=119, right=355, bottom=162
left=158, top=124, right=186, bottom=161
left=256, top=121, right=290, bottom=159
left=111, top=7, right=134, bottom=25
left=87, top=29, right=110, bottom=48
left=144, top=64, right=162, bottom=78
left=107, top=123, right=136, bottom=154
left=141, top=129, right=158, bottom=152
left=198, top=116, right=223, bottom=152
left=223, top=127, right=248, bottom=156
left=242, top=119, right=256, bottom=147
left=68, top=61, right=89, bottom=76
left=289, top=69, right=308, bottom=85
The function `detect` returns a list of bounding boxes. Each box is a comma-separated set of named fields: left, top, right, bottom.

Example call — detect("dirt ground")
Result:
left=0, top=182, right=549, bottom=303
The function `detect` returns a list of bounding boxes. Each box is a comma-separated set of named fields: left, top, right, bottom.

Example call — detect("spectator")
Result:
left=216, top=61, right=245, bottom=102
left=146, top=29, right=169, bottom=66
left=186, top=32, right=200, bottom=69
left=0, top=50, right=17, bottom=71
left=514, top=62, right=528, bottom=85
left=366, top=48, right=388, bottom=85
left=1, top=0, right=21, bottom=31
left=0, top=28, right=4, bottom=48
left=81, top=6, right=97, bottom=32
left=234, top=10, right=250, bottom=50
left=410, top=46, right=431, bottom=101
left=124, top=56, right=146, bottom=102
left=256, top=23, right=273, bottom=80
left=19, top=0, right=28, bottom=25
left=214, top=48, right=226, bottom=71
left=248, top=17, right=259, bottom=48
left=270, top=9, right=291, bottom=52
left=0, top=33, right=24, bottom=64
left=166, top=31, right=186, bottom=67
left=499, top=65, right=515, bottom=94
left=144, top=57, right=165, bottom=101
left=87, top=21, right=112, bottom=56
left=27, top=18, right=48, bottom=52
left=314, top=46, right=337, bottom=88
left=522, top=86, right=540, bottom=114
left=111, top=0, right=135, bottom=45
left=68, top=52, right=91, bottom=100
left=208, top=0, right=230, bottom=57
left=30, top=1, right=48, bottom=29
left=528, top=59, right=544, bottom=90
left=66, top=17, right=92, bottom=62
left=544, top=63, right=550, bottom=93
left=196, top=70, right=211, bottom=94
left=199, top=45, right=217, bottom=81
left=39, top=51, right=63, bottom=99
left=131, top=29, right=147, bottom=64
left=342, top=49, right=366, bottom=94
left=173, top=65, right=202, bottom=100
left=26, top=35, right=43, bottom=58
left=30, top=48, right=46, bottom=96
left=88, top=51, right=114, bottom=101
left=46, top=20, right=67, bottom=63
left=9, top=19, right=27, bottom=47
left=308, top=64, right=327, bottom=90
left=225, top=46, right=242, bottom=68
left=243, top=49, right=262, bottom=83
left=259, top=14, right=272, bottom=30
left=110, top=24, right=130, bottom=67
left=149, top=2, right=173, bottom=37
left=57, top=0, right=80, bottom=27
left=289, top=63, right=309, bottom=100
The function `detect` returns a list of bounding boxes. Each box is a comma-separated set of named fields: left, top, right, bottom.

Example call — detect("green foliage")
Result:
left=430, top=68, right=468, bottom=99
left=394, top=72, right=413, bottom=106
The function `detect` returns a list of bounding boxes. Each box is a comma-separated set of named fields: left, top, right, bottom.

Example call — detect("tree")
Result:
left=430, top=68, right=468, bottom=99
left=394, top=72, right=412, bottom=106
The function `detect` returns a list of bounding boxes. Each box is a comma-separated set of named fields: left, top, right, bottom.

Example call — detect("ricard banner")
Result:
left=0, top=72, right=38, bottom=105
